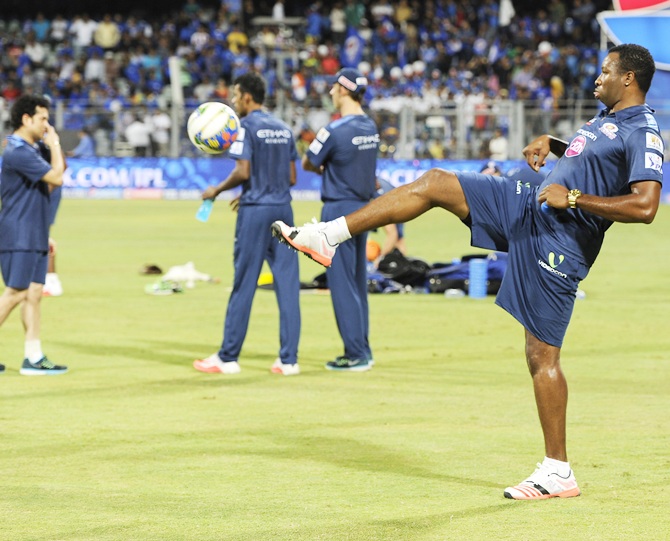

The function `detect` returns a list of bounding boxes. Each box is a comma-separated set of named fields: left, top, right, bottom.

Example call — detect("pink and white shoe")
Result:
left=271, top=219, right=337, bottom=268
left=504, top=462, right=581, bottom=500
left=193, top=353, right=241, bottom=374
left=270, top=358, right=300, bottom=376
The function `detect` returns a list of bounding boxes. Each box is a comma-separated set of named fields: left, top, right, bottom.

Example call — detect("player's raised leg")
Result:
left=272, top=168, right=469, bottom=266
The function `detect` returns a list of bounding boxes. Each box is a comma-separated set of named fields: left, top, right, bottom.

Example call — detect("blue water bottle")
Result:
left=468, top=258, right=488, bottom=299
left=196, top=199, right=214, bottom=222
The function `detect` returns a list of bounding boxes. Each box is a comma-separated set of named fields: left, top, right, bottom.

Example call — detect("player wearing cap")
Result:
left=300, top=68, right=379, bottom=371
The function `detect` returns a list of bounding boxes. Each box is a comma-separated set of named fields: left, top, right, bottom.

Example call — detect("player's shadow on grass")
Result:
left=248, top=433, right=503, bottom=490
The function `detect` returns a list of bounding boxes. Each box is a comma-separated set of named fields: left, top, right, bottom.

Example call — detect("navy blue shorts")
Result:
left=0, top=251, right=49, bottom=290
left=457, top=172, right=590, bottom=347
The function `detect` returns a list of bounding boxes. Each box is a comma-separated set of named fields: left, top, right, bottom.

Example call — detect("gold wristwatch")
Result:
left=567, top=189, right=582, bottom=209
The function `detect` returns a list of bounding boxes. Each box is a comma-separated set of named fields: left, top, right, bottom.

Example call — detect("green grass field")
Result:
left=1, top=199, right=669, bottom=540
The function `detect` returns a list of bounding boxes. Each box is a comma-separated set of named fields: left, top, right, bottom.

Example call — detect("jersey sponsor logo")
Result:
left=577, top=129, right=597, bottom=141
left=566, top=135, right=587, bottom=157
left=308, top=139, right=323, bottom=155
left=237, top=127, right=246, bottom=141
left=351, top=134, right=380, bottom=150
left=644, top=114, right=659, bottom=131
left=229, top=141, right=243, bottom=155
left=316, top=127, right=330, bottom=143
left=256, top=129, right=292, bottom=143
left=645, top=152, right=663, bottom=171
left=548, top=252, right=564, bottom=269
left=538, top=258, right=568, bottom=279
left=646, top=132, right=664, bottom=153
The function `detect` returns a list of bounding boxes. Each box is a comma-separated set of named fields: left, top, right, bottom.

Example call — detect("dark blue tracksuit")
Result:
left=218, top=110, right=301, bottom=364
left=305, top=115, right=379, bottom=361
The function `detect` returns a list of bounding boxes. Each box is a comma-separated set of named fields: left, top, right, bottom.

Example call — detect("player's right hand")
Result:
left=43, top=125, right=60, bottom=149
left=522, top=135, right=551, bottom=172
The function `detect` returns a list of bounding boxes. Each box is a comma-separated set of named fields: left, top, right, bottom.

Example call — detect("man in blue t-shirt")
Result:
left=300, top=67, right=379, bottom=372
left=0, top=95, right=68, bottom=375
left=193, top=72, right=301, bottom=376
left=273, top=44, right=664, bottom=498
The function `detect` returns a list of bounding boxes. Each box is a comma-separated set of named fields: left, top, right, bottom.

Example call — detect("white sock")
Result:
left=543, top=456, right=571, bottom=477
left=324, top=216, right=351, bottom=244
left=25, top=340, right=44, bottom=363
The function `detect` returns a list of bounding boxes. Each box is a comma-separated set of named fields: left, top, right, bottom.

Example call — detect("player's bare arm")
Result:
left=538, top=180, right=661, bottom=224
left=301, top=154, right=322, bottom=174
left=289, top=161, right=297, bottom=186
left=202, top=159, right=250, bottom=200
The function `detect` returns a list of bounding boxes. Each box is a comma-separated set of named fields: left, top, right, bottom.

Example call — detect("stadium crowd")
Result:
left=0, top=0, right=607, bottom=156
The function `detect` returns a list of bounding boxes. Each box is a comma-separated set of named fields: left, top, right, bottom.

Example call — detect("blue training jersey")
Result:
left=228, top=109, right=298, bottom=206
left=306, top=114, right=379, bottom=202
left=538, top=104, right=664, bottom=265
left=0, top=135, right=53, bottom=251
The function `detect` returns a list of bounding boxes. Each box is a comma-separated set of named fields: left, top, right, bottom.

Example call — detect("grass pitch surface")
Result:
left=1, top=200, right=669, bottom=540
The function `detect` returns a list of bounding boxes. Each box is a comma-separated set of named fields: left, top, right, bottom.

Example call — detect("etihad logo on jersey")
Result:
left=566, top=135, right=587, bottom=157
left=351, top=134, right=380, bottom=146
left=646, top=132, right=664, bottom=153
left=352, top=134, right=380, bottom=150
left=599, top=122, right=619, bottom=140
left=645, top=152, right=663, bottom=171
left=538, top=254, right=568, bottom=279
left=257, top=129, right=292, bottom=139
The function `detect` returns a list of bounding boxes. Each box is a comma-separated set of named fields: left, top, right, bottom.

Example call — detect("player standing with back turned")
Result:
left=301, top=67, right=379, bottom=372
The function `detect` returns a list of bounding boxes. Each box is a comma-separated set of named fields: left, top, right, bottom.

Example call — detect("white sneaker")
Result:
left=504, top=462, right=581, bottom=500
left=43, top=273, right=63, bottom=297
left=271, top=219, right=337, bottom=267
left=193, top=353, right=241, bottom=374
left=270, top=357, right=300, bottom=376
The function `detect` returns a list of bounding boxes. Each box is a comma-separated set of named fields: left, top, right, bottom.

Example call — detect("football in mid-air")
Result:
left=187, top=102, right=240, bottom=154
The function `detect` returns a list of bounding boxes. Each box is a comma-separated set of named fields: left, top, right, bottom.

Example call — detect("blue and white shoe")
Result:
left=325, top=356, right=372, bottom=372
left=20, top=357, right=68, bottom=376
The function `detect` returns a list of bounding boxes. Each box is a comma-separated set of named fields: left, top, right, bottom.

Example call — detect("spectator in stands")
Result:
left=149, top=109, right=171, bottom=157
left=488, top=127, right=509, bottom=160
left=94, top=14, right=121, bottom=51
left=69, top=14, right=98, bottom=54
left=124, top=115, right=151, bottom=157
left=67, top=128, right=96, bottom=158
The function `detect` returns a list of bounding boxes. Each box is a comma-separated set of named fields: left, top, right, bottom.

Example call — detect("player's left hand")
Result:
left=229, top=195, right=241, bottom=213
left=538, top=183, right=569, bottom=209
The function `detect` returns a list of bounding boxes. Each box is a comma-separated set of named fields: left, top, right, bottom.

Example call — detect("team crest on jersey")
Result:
left=316, top=128, right=330, bottom=143
left=646, top=132, right=664, bottom=153
left=565, top=135, right=586, bottom=157
left=645, top=152, right=662, bottom=171
left=599, top=122, right=618, bottom=140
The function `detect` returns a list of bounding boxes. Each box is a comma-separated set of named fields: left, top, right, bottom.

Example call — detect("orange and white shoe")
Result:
left=504, top=462, right=581, bottom=500
left=193, top=353, right=241, bottom=374
left=271, top=219, right=337, bottom=268
left=270, top=358, right=300, bottom=376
